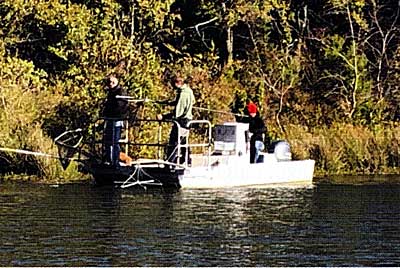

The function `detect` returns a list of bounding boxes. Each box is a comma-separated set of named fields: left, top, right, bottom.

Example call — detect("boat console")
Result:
left=214, top=122, right=249, bottom=156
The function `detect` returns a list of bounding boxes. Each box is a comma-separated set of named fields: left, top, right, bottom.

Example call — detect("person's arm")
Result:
left=236, top=115, right=250, bottom=123
left=118, top=88, right=128, bottom=105
left=162, top=90, right=190, bottom=120
left=157, top=94, right=179, bottom=120
left=157, top=97, right=178, bottom=106
left=162, top=111, right=174, bottom=120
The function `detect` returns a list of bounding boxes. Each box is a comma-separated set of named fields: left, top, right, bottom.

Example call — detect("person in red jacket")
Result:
left=238, top=102, right=267, bottom=163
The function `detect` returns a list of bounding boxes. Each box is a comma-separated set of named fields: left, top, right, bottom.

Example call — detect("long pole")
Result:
left=0, top=147, right=74, bottom=160
left=116, top=96, right=248, bottom=117
left=192, top=106, right=245, bottom=117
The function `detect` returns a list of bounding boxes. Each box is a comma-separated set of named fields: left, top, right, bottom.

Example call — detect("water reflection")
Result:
left=1, top=181, right=400, bottom=266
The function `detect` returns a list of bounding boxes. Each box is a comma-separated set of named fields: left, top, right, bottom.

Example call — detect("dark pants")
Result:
left=165, top=124, right=190, bottom=165
left=103, top=121, right=122, bottom=166
left=250, top=138, right=265, bottom=163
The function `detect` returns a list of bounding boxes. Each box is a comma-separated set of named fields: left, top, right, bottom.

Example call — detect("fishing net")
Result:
left=53, top=99, right=146, bottom=169
left=54, top=128, right=84, bottom=169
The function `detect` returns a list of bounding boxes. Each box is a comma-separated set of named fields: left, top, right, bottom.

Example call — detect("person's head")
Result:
left=247, top=102, right=257, bottom=117
left=107, top=74, right=119, bottom=89
left=172, top=76, right=184, bottom=89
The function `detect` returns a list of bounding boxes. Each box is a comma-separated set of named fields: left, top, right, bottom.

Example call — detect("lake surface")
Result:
left=1, top=180, right=400, bottom=266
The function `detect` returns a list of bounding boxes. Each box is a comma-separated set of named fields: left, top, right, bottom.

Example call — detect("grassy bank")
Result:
left=285, top=123, right=400, bottom=176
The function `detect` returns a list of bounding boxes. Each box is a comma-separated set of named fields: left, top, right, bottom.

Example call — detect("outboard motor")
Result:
left=268, top=140, right=292, bottom=161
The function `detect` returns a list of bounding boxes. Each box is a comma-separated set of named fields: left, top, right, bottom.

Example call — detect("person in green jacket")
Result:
left=157, top=76, right=195, bottom=164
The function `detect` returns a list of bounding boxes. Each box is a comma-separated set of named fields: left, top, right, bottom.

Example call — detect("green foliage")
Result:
left=0, top=51, right=79, bottom=179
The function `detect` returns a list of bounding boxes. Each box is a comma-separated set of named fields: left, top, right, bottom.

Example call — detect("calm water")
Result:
left=1, top=180, right=400, bottom=266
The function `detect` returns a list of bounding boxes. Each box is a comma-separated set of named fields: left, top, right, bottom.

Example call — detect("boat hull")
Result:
left=87, top=163, right=182, bottom=189
left=179, top=155, right=315, bottom=189
left=84, top=154, right=315, bottom=189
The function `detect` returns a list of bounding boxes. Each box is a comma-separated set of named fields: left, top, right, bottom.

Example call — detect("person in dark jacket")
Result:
left=157, top=76, right=195, bottom=164
left=238, top=102, right=267, bottom=163
left=102, top=74, right=128, bottom=166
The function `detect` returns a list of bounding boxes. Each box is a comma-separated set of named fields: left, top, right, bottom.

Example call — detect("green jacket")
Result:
left=163, top=84, right=195, bottom=121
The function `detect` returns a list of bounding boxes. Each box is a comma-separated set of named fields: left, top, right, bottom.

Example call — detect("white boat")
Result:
left=54, top=116, right=315, bottom=189
left=173, top=121, right=314, bottom=189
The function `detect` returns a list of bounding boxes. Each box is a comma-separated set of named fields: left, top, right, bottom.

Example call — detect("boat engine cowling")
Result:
left=269, top=140, right=292, bottom=161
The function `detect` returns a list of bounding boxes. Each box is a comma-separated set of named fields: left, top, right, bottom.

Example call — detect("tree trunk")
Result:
left=226, top=26, right=233, bottom=66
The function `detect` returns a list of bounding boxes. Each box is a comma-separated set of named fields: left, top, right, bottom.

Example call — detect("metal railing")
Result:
left=176, top=119, right=212, bottom=168
left=94, top=117, right=212, bottom=168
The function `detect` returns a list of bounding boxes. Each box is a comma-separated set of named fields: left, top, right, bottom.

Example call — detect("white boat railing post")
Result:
left=119, top=120, right=129, bottom=155
left=183, top=127, right=189, bottom=166
left=208, top=120, right=212, bottom=168
left=157, top=121, right=163, bottom=160
left=175, top=121, right=182, bottom=166
left=186, top=120, right=212, bottom=169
